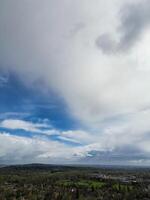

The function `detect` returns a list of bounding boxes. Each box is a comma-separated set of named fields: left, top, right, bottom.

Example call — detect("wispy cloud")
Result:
left=0, top=119, right=50, bottom=133
left=1, top=109, right=150, bottom=165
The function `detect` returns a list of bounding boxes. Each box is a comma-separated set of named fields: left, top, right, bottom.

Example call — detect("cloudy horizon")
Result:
left=0, top=0, right=150, bottom=165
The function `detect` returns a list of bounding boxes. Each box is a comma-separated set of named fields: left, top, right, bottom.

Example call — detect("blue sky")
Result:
left=0, top=72, right=79, bottom=130
left=1, top=0, right=150, bottom=165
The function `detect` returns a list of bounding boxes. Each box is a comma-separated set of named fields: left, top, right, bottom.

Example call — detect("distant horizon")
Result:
left=2, top=163, right=150, bottom=169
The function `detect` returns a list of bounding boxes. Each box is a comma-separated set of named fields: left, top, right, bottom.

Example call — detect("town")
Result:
left=0, top=164, right=150, bottom=200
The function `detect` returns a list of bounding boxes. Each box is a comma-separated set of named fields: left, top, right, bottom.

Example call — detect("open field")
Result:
left=0, top=164, right=150, bottom=199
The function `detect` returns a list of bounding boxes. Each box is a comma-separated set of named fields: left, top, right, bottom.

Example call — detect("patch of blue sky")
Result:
left=0, top=126, right=82, bottom=147
left=50, top=135, right=82, bottom=147
left=0, top=71, right=80, bottom=131
left=0, top=127, right=34, bottom=138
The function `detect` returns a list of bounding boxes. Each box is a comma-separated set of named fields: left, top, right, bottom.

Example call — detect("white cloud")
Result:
left=0, top=0, right=139, bottom=125
left=0, top=132, right=77, bottom=164
left=0, top=118, right=96, bottom=144
left=0, top=119, right=51, bottom=133
left=0, top=0, right=150, bottom=164
left=58, top=130, right=93, bottom=144
left=1, top=109, right=150, bottom=164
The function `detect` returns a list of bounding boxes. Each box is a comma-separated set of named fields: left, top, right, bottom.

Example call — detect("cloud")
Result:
left=0, top=70, right=8, bottom=87
left=71, top=109, right=150, bottom=164
left=0, top=119, right=92, bottom=144
left=96, top=0, right=150, bottom=53
left=1, top=109, right=150, bottom=164
left=0, top=118, right=92, bottom=143
left=118, top=0, right=150, bottom=51
left=80, top=147, right=150, bottom=165
left=0, top=112, right=30, bottom=120
left=0, top=119, right=51, bottom=133
left=58, top=130, right=93, bottom=145
left=0, top=0, right=124, bottom=125
left=96, top=33, right=117, bottom=54
left=0, top=131, right=102, bottom=164
left=0, top=76, right=8, bottom=87
left=0, top=132, right=77, bottom=164
left=0, top=0, right=150, bottom=164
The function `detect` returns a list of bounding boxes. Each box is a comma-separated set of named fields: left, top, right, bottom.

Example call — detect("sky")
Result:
left=0, top=0, right=150, bottom=165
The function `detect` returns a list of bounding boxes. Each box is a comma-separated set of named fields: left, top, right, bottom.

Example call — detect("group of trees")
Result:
left=0, top=165, right=150, bottom=200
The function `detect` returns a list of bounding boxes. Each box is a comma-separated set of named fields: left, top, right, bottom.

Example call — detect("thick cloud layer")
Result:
left=0, top=0, right=150, bottom=164
left=96, top=0, right=150, bottom=53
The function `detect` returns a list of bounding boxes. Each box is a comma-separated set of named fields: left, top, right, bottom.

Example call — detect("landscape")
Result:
left=1, top=0, right=150, bottom=199
left=0, top=164, right=150, bottom=200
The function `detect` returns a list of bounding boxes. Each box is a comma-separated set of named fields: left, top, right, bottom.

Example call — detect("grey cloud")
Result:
left=0, top=76, right=8, bottom=87
left=0, top=70, right=9, bottom=87
left=80, top=146, right=150, bottom=165
left=96, top=33, right=117, bottom=54
left=0, top=132, right=77, bottom=164
left=1, top=0, right=150, bottom=126
left=68, top=22, right=85, bottom=37
left=118, top=0, right=150, bottom=51
left=96, top=0, right=150, bottom=53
